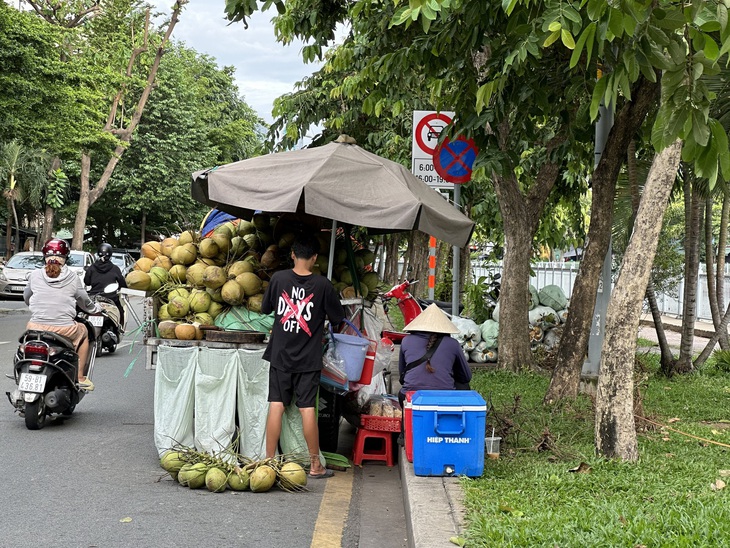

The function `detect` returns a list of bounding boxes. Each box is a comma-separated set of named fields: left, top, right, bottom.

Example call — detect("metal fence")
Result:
left=472, top=262, right=730, bottom=322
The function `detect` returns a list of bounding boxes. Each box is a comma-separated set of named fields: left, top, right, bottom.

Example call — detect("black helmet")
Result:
left=97, top=242, right=113, bottom=261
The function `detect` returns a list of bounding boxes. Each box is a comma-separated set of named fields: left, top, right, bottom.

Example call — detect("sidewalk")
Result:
left=395, top=314, right=723, bottom=548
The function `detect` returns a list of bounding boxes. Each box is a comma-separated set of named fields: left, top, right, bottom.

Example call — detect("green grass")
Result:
left=463, top=365, right=730, bottom=547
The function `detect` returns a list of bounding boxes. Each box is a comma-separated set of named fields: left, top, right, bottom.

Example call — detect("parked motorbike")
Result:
left=381, top=279, right=464, bottom=343
left=90, top=282, right=124, bottom=354
left=6, top=308, right=106, bottom=430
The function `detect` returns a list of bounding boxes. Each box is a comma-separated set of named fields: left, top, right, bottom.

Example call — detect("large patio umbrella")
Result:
left=191, top=139, right=474, bottom=248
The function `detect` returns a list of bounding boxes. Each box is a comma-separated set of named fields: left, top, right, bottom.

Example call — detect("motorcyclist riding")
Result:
left=84, top=242, right=127, bottom=328
left=24, top=238, right=101, bottom=391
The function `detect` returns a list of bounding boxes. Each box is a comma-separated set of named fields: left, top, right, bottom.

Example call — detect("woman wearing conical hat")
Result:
left=397, top=304, right=472, bottom=420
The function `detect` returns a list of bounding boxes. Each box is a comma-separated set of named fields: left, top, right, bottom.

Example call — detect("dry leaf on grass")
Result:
left=668, top=417, right=681, bottom=423
left=718, top=470, right=730, bottom=477
left=711, top=479, right=726, bottom=491
left=568, top=462, right=591, bottom=473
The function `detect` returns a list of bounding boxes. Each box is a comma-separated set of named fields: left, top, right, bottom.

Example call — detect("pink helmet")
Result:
left=42, top=238, right=70, bottom=258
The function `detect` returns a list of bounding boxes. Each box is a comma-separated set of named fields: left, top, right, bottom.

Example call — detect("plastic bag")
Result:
left=538, top=284, right=568, bottom=311
left=367, top=394, right=402, bottom=418
left=354, top=370, right=388, bottom=408
left=321, top=343, right=348, bottom=391
left=373, top=337, right=395, bottom=372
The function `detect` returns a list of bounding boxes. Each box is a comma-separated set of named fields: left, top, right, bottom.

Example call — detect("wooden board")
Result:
left=204, top=330, right=266, bottom=344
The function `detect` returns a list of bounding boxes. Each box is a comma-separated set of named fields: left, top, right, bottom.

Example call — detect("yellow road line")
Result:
left=310, top=471, right=354, bottom=547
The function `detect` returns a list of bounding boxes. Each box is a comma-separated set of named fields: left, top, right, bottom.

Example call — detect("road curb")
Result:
left=639, top=318, right=716, bottom=339
left=399, top=447, right=465, bottom=548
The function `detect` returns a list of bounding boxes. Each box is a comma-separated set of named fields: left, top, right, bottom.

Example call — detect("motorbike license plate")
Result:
left=18, top=373, right=47, bottom=393
left=89, top=315, right=104, bottom=327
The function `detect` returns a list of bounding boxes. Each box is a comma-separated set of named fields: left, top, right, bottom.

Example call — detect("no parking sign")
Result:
left=433, top=137, right=478, bottom=184
left=411, top=110, right=478, bottom=187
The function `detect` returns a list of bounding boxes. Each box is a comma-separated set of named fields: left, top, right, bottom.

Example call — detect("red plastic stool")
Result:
left=352, top=428, right=395, bottom=467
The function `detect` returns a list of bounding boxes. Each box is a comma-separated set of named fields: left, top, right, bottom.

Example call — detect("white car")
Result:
left=111, top=252, right=135, bottom=276
left=0, top=250, right=95, bottom=298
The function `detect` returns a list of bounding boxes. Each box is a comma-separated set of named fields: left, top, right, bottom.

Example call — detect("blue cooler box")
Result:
left=411, top=390, right=486, bottom=477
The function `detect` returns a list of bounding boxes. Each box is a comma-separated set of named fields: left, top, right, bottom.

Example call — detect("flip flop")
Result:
left=309, top=469, right=335, bottom=479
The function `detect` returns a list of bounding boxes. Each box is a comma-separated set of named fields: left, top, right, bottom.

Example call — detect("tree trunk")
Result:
left=544, top=77, right=660, bottom=404
left=494, top=161, right=558, bottom=371
left=71, top=6, right=182, bottom=250
left=713, top=193, right=730, bottom=348
left=405, top=231, right=430, bottom=299
left=140, top=209, right=147, bottom=253
left=674, top=175, right=702, bottom=373
left=5, top=198, right=12, bottom=258
left=595, top=139, right=682, bottom=461
left=646, top=282, right=675, bottom=374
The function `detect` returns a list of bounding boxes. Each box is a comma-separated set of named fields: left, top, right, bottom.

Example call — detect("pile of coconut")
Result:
left=125, top=213, right=385, bottom=339
left=452, top=284, right=570, bottom=363
left=160, top=446, right=309, bottom=494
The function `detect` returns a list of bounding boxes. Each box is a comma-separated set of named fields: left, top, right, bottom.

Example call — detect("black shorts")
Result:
left=268, top=368, right=320, bottom=408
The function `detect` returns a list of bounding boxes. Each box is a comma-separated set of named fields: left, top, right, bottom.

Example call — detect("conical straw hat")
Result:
left=403, top=303, right=460, bottom=334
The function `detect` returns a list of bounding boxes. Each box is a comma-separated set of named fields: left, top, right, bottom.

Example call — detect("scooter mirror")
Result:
left=103, top=282, right=120, bottom=294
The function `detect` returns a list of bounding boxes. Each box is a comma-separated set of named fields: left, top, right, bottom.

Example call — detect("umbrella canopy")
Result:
left=191, top=140, right=474, bottom=248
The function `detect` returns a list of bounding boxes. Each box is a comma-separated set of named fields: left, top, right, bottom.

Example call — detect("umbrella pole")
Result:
left=327, top=219, right=336, bottom=281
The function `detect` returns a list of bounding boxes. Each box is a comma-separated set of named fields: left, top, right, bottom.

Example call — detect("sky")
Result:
left=170, top=1, right=321, bottom=124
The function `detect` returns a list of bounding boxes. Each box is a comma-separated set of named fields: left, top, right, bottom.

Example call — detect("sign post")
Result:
left=412, top=111, right=478, bottom=315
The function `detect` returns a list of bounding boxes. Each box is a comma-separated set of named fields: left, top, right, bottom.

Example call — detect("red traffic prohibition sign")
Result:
left=415, top=112, right=453, bottom=156
left=433, top=137, right=478, bottom=184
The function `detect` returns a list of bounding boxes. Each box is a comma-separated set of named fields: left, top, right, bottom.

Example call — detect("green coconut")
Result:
left=237, top=220, right=256, bottom=236
left=339, top=269, right=354, bottom=285
left=169, top=264, right=187, bottom=283
left=211, top=232, right=231, bottom=254
left=203, top=265, right=227, bottom=289
left=314, top=254, right=328, bottom=273
left=221, top=279, right=245, bottom=306
left=198, top=238, right=220, bottom=258
left=249, top=465, right=276, bottom=492
left=193, top=312, right=214, bottom=326
left=227, top=260, right=254, bottom=277
left=236, top=272, right=263, bottom=297
left=247, top=294, right=264, bottom=313
left=168, top=287, right=190, bottom=302
left=178, top=230, right=197, bottom=245
left=126, top=270, right=151, bottom=291
left=149, top=266, right=170, bottom=286
left=315, top=233, right=330, bottom=254
left=205, top=467, right=228, bottom=493
left=213, top=223, right=233, bottom=240
left=229, top=236, right=246, bottom=257
left=206, top=287, right=224, bottom=303
left=157, top=303, right=172, bottom=321
left=361, top=272, right=380, bottom=292
left=207, top=301, right=224, bottom=319
left=242, top=233, right=259, bottom=251
left=181, top=462, right=208, bottom=489
left=279, top=462, right=307, bottom=487
left=160, top=451, right=186, bottom=473
left=252, top=213, right=270, bottom=231
left=334, top=248, right=348, bottom=265
left=189, top=289, right=212, bottom=313
left=227, top=469, right=250, bottom=491
left=147, top=273, right=162, bottom=292
left=171, top=243, right=198, bottom=265
left=158, top=320, right=179, bottom=339
left=168, top=296, right=190, bottom=318
left=356, top=248, right=376, bottom=266
left=186, top=263, right=206, bottom=287
left=177, top=463, right=194, bottom=485
left=257, top=231, right=273, bottom=247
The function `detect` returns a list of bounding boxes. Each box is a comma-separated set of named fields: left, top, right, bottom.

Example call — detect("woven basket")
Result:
left=361, top=415, right=401, bottom=432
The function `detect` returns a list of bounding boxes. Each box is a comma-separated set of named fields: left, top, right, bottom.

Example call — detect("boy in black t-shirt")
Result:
left=261, top=231, right=345, bottom=478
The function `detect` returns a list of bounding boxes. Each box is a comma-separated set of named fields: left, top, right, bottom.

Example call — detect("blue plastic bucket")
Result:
left=332, top=319, right=370, bottom=381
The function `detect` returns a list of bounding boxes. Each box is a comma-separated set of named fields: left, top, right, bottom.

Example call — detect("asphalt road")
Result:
left=0, top=297, right=406, bottom=548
